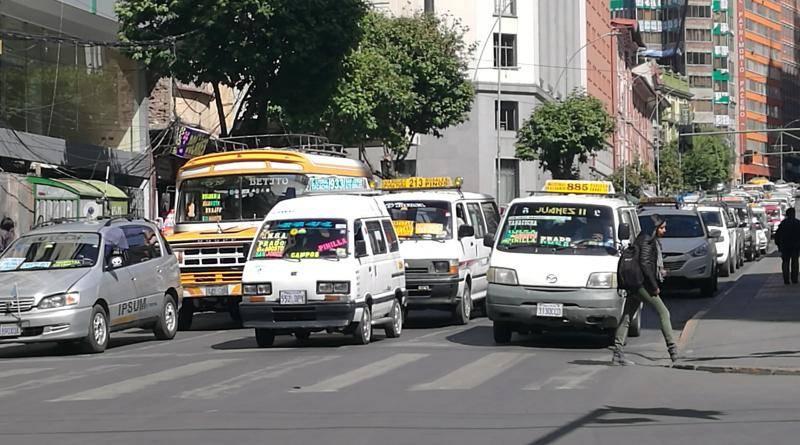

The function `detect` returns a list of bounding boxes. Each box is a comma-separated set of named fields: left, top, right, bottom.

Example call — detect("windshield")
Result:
left=495, top=203, right=616, bottom=255
left=384, top=200, right=453, bottom=240
left=0, top=233, right=100, bottom=272
left=251, top=219, right=349, bottom=260
left=700, top=211, right=722, bottom=227
left=178, top=174, right=309, bottom=223
left=640, top=214, right=705, bottom=238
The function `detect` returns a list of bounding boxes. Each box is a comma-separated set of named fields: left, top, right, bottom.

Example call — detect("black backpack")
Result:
left=617, top=243, right=643, bottom=290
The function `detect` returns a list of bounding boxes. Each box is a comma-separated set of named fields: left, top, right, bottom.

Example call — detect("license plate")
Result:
left=0, top=324, right=21, bottom=337
left=205, top=285, right=228, bottom=296
left=536, top=303, right=563, bottom=318
left=280, top=291, right=307, bottom=305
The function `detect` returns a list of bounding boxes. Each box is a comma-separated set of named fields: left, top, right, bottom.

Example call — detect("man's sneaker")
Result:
left=668, top=344, right=679, bottom=363
left=611, top=349, right=635, bottom=366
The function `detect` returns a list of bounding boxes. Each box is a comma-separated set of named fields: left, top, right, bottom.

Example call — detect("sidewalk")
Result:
left=678, top=254, right=800, bottom=374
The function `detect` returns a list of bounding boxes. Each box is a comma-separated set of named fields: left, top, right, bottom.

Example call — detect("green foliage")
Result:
left=516, top=91, right=615, bottom=179
left=115, top=0, right=367, bottom=134
left=608, top=158, right=656, bottom=198
left=682, top=136, right=733, bottom=190
left=320, top=11, right=474, bottom=159
left=658, top=140, right=684, bottom=195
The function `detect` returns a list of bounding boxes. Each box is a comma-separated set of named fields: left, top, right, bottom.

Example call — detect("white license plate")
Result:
left=280, top=291, right=307, bottom=305
left=205, top=285, right=228, bottom=296
left=0, top=324, right=21, bottom=337
left=536, top=303, right=563, bottom=318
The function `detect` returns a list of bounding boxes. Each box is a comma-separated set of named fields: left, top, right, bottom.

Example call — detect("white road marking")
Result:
left=524, top=366, right=605, bottom=390
left=50, top=359, right=237, bottom=401
left=294, top=353, right=427, bottom=393
left=179, top=355, right=338, bottom=400
left=0, top=368, right=52, bottom=378
left=410, top=352, right=530, bottom=391
left=0, top=365, right=131, bottom=397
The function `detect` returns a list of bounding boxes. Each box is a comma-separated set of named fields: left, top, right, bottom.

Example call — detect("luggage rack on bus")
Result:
left=213, top=134, right=348, bottom=158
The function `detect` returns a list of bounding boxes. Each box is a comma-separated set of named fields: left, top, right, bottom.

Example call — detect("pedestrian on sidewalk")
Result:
left=612, top=214, right=677, bottom=366
left=0, top=217, right=15, bottom=252
left=774, top=207, right=800, bottom=284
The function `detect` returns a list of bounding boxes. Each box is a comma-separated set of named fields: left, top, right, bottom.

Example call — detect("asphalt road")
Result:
left=0, top=256, right=798, bottom=445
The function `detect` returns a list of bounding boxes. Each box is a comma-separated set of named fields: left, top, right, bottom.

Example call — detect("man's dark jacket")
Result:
left=775, top=217, right=800, bottom=256
left=633, top=230, right=660, bottom=294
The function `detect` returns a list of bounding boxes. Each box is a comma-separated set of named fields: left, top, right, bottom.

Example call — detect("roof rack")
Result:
left=213, top=134, right=348, bottom=158
left=637, top=197, right=680, bottom=209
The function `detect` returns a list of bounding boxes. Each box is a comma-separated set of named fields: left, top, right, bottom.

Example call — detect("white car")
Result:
left=697, top=206, right=736, bottom=277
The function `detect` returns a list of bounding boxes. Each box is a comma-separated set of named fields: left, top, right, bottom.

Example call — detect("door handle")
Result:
left=131, top=277, right=137, bottom=281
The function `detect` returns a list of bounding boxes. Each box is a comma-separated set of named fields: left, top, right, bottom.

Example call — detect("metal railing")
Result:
left=211, top=134, right=347, bottom=158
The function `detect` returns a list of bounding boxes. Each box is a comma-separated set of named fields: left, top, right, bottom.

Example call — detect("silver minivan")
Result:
left=0, top=218, right=182, bottom=353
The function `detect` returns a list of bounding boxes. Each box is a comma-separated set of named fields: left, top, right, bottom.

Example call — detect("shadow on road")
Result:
left=445, top=325, right=613, bottom=350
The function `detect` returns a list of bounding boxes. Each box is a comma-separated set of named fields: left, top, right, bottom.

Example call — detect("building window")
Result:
left=687, top=5, right=711, bottom=18
left=694, top=99, right=713, bottom=112
left=686, top=28, right=711, bottom=42
left=494, top=0, right=516, bottom=16
left=687, top=52, right=712, bottom=65
left=424, top=0, right=434, bottom=13
left=493, top=33, right=517, bottom=67
left=495, top=100, right=519, bottom=131
left=689, top=75, right=712, bottom=88
left=499, top=159, right=520, bottom=204
left=713, top=81, right=728, bottom=93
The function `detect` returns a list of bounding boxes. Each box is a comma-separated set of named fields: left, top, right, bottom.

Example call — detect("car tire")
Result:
left=719, top=259, right=731, bottom=277
left=255, top=329, right=275, bottom=348
left=153, top=295, right=178, bottom=340
left=730, top=253, right=736, bottom=273
left=628, top=305, right=642, bottom=337
left=353, top=305, right=372, bottom=345
left=384, top=299, right=403, bottom=338
left=228, top=298, right=243, bottom=325
left=81, top=304, right=109, bottom=354
left=493, top=322, right=513, bottom=344
left=473, top=295, right=487, bottom=318
left=177, top=302, right=193, bottom=331
left=453, top=283, right=472, bottom=325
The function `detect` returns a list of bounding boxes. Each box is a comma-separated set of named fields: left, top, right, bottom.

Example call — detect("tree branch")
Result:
left=212, top=82, right=228, bottom=138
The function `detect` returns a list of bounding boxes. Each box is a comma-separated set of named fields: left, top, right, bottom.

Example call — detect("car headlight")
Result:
left=488, top=267, right=518, bottom=285
left=691, top=244, right=709, bottom=257
left=242, top=283, right=271, bottom=295
left=317, top=281, right=350, bottom=294
left=38, top=292, right=80, bottom=310
left=433, top=259, right=459, bottom=275
left=586, top=272, right=617, bottom=289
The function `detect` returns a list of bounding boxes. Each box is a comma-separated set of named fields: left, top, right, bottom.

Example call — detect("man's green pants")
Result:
left=614, top=287, right=675, bottom=349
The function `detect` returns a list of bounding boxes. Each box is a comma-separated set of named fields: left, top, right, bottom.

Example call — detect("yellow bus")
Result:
left=167, top=145, right=372, bottom=330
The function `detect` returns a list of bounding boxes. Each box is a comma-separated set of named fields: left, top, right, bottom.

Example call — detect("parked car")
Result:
left=0, top=218, right=182, bottom=353
left=697, top=206, right=736, bottom=277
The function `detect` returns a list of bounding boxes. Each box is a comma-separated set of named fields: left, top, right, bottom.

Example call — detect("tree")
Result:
left=682, top=136, right=733, bottom=190
left=608, top=158, right=656, bottom=198
left=319, top=11, right=474, bottom=165
left=516, top=91, right=615, bottom=179
left=658, top=140, right=684, bottom=195
left=115, top=0, right=367, bottom=136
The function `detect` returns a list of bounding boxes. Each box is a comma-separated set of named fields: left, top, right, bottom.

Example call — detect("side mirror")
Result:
left=708, top=229, right=722, bottom=239
left=458, top=225, right=475, bottom=239
left=739, top=222, right=748, bottom=228
left=355, top=240, right=368, bottom=258
left=483, top=233, right=495, bottom=248
left=617, top=223, right=631, bottom=241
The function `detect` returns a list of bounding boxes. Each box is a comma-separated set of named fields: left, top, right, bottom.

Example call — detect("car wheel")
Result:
left=353, top=305, right=372, bottom=345
left=730, top=253, right=736, bottom=273
left=719, top=259, right=731, bottom=277
left=81, top=304, right=109, bottom=353
left=628, top=305, right=642, bottom=337
left=294, top=330, right=311, bottom=341
left=473, top=295, right=487, bottom=318
left=255, top=329, right=275, bottom=348
left=493, top=322, right=513, bottom=344
left=453, top=283, right=472, bottom=325
left=384, top=299, right=403, bottom=338
left=153, top=295, right=178, bottom=340
left=177, top=302, right=193, bottom=331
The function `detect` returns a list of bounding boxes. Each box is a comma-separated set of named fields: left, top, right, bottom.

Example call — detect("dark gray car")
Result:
left=0, top=218, right=182, bottom=353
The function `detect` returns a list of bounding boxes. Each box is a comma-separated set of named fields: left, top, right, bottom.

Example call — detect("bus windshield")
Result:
left=178, top=174, right=309, bottom=223
left=250, top=219, right=349, bottom=260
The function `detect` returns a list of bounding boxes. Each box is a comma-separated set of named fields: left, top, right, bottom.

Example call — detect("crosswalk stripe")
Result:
left=523, top=366, right=605, bottom=390
left=0, top=365, right=130, bottom=397
left=0, top=368, right=52, bottom=379
left=179, top=356, right=338, bottom=400
left=410, top=352, right=530, bottom=391
left=50, top=359, right=238, bottom=401
left=294, top=353, right=427, bottom=393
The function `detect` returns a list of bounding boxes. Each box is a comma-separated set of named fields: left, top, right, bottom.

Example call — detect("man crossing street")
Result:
left=774, top=207, right=800, bottom=284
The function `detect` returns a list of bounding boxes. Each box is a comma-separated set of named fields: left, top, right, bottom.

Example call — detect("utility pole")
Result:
left=496, top=9, right=502, bottom=204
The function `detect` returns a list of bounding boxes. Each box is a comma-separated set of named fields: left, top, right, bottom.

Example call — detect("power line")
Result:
left=0, top=29, right=198, bottom=49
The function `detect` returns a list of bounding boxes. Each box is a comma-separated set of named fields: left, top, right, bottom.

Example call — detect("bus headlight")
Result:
left=586, top=273, right=617, bottom=289
left=488, top=267, right=518, bottom=285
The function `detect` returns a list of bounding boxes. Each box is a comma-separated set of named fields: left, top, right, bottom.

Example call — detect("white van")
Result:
left=378, top=177, right=499, bottom=325
left=485, top=181, right=642, bottom=343
left=239, top=194, right=406, bottom=347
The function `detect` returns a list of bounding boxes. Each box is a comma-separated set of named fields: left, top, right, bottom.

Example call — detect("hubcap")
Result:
left=393, top=301, right=403, bottom=334
left=93, top=312, right=107, bottom=345
left=362, top=309, right=371, bottom=342
left=164, top=301, right=176, bottom=332
left=463, top=289, right=471, bottom=319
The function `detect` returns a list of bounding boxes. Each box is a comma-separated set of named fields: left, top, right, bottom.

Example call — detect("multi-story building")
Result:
left=611, top=0, right=688, bottom=74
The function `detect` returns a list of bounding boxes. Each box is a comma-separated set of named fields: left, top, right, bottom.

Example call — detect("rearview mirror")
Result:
left=617, top=223, right=631, bottom=241
left=483, top=233, right=495, bottom=248
left=458, top=225, right=475, bottom=239
left=708, top=229, right=722, bottom=239
left=739, top=222, right=748, bottom=228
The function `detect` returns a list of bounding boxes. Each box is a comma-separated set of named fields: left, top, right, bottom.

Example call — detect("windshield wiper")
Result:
left=501, top=244, right=533, bottom=250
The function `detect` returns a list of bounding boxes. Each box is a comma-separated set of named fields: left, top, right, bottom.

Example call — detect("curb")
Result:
left=670, top=363, right=800, bottom=376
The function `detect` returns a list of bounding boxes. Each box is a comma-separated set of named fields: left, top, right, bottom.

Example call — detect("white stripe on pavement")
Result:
left=0, top=365, right=131, bottom=397
left=524, top=366, right=605, bottom=390
left=410, top=352, right=530, bottom=391
left=294, top=353, right=427, bottom=393
left=51, top=359, right=238, bottom=401
left=179, top=355, right=338, bottom=400
left=0, top=368, right=52, bottom=378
